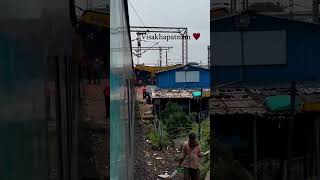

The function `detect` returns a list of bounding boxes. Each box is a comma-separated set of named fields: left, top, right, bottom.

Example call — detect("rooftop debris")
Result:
left=210, top=82, right=320, bottom=115
left=152, top=88, right=210, bottom=99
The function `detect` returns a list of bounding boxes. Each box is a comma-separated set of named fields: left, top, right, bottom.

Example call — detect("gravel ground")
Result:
left=134, top=89, right=184, bottom=180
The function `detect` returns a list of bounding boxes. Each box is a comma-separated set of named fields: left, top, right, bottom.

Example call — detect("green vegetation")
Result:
left=160, top=101, right=193, bottom=139
left=146, top=126, right=170, bottom=150
left=192, top=119, right=210, bottom=180
left=159, top=101, right=211, bottom=180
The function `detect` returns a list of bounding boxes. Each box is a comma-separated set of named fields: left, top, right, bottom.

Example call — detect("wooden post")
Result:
left=287, top=81, right=296, bottom=179
left=253, top=118, right=258, bottom=180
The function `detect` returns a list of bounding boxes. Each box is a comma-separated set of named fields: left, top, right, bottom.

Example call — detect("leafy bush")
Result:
left=166, top=112, right=192, bottom=132
left=146, top=128, right=170, bottom=150
left=200, top=159, right=210, bottom=180
left=160, top=101, right=193, bottom=138
left=160, top=101, right=183, bottom=122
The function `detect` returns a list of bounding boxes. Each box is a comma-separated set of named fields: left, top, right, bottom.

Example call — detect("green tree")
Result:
left=160, top=102, right=192, bottom=138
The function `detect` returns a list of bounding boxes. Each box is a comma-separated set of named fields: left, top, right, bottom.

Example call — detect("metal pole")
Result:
left=287, top=81, right=296, bottom=180
left=159, top=47, right=162, bottom=67
left=182, top=30, right=185, bottom=65
left=198, top=88, right=203, bottom=141
left=166, top=51, right=168, bottom=66
left=185, top=29, right=188, bottom=64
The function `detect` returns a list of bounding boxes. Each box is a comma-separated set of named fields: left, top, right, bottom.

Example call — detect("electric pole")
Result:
left=166, top=51, right=168, bottom=66
left=131, top=26, right=188, bottom=65
left=159, top=47, right=162, bottom=67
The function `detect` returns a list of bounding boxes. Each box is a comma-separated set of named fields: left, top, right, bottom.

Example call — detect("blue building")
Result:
left=156, top=64, right=210, bottom=89
left=210, top=11, right=320, bottom=180
left=211, top=11, right=320, bottom=84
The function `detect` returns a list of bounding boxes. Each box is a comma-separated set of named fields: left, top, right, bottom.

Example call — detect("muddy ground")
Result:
left=134, top=88, right=183, bottom=180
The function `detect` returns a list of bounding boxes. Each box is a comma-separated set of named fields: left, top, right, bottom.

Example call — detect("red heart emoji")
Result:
left=193, top=33, right=200, bottom=40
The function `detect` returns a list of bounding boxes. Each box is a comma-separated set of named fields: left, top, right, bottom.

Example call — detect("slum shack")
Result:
left=210, top=81, right=320, bottom=180
left=151, top=88, right=210, bottom=118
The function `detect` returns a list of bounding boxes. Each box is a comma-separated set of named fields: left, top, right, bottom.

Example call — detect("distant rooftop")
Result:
left=248, top=2, right=285, bottom=13
left=210, top=81, right=320, bottom=115
left=152, top=88, right=210, bottom=99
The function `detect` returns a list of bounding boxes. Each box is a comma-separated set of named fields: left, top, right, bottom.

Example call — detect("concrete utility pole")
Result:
left=131, top=26, right=188, bottom=65
left=131, top=46, right=173, bottom=66
left=166, top=51, right=168, bottom=66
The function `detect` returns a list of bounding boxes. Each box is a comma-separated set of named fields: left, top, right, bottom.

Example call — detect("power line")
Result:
left=128, top=0, right=146, bottom=27
left=168, top=51, right=206, bottom=61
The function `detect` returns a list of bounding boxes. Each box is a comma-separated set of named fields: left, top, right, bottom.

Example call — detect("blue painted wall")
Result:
left=211, top=13, right=320, bottom=84
left=156, top=65, right=210, bottom=88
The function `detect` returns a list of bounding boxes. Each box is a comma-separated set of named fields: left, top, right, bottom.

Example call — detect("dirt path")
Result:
left=134, top=87, right=183, bottom=180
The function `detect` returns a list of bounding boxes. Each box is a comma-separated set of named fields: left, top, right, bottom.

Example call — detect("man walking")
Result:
left=179, top=132, right=203, bottom=180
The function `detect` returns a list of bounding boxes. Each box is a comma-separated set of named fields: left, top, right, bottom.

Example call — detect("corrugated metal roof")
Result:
left=210, top=81, right=320, bottom=115
left=152, top=88, right=210, bottom=99
left=156, top=64, right=209, bottom=74
left=211, top=10, right=320, bottom=27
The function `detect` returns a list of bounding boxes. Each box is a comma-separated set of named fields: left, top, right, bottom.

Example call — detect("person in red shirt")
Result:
left=142, top=86, right=146, bottom=99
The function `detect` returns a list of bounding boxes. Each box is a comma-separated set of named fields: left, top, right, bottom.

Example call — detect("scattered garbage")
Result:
left=203, top=150, right=210, bottom=156
left=158, top=169, right=178, bottom=179
left=158, top=174, right=170, bottom=179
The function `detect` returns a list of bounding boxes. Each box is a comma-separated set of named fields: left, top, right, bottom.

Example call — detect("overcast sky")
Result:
left=128, top=0, right=210, bottom=66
